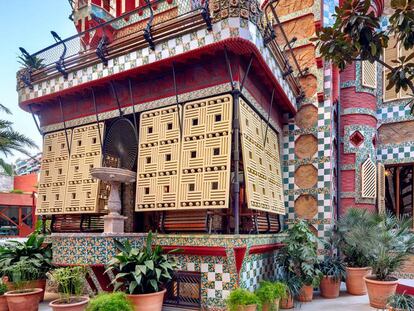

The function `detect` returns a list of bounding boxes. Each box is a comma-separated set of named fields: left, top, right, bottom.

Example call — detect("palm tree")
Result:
left=0, top=103, right=38, bottom=175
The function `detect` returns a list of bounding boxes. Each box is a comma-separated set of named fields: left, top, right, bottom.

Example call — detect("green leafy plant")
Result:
left=0, top=233, right=52, bottom=280
left=317, top=257, right=346, bottom=282
left=86, top=292, right=133, bottom=311
left=387, top=293, right=414, bottom=310
left=256, top=281, right=287, bottom=310
left=49, top=266, right=87, bottom=303
left=17, top=54, right=45, bottom=70
left=277, top=220, right=322, bottom=287
left=314, top=0, right=414, bottom=113
left=2, top=260, right=41, bottom=290
left=335, top=208, right=379, bottom=268
left=105, top=232, right=178, bottom=295
left=358, top=213, right=414, bottom=281
left=0, top=279, right=8, bottom=295
left=226, top=288, right=261, bottom=311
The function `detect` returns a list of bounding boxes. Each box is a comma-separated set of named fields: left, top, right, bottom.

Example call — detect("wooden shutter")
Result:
left=361, top=157, right=377, bottom=199
left=377, top=163, right=385, bottom=214
left=383, top=37, right=399, bottom=102
left=362, top=61, right=376, bottom=88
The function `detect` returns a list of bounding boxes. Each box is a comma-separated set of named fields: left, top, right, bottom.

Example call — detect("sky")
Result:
left=0, top=1, right=75, bottom=162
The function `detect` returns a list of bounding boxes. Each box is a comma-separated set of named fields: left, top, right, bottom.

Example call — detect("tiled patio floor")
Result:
left=40, top=281, right=414, bottom=311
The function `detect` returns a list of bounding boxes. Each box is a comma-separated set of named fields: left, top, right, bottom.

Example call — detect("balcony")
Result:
left=17, top=0, right=304, bottom=108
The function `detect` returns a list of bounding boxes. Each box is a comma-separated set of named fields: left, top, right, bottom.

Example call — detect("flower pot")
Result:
left=297, top=285, right=313, bottom=302
left=127, top=289, right=166, bottom=311
left=345, top=267, right=371, bottom=295
left=320, top=276, right=341, bottom=299
left=280, top=294, right=294, bottom=309
left=0, top=295, right=8, bottom=311
left=237, top=305, right=257, bottom=311
left=4, top=288, right=43, bottom=311
left=49, top=296, right=90, bottom=311
left=6, top=279, right=46, bottom=302
left=364, top=276, right=398, bottom=309
left=262, top=299, right=280, bottom=311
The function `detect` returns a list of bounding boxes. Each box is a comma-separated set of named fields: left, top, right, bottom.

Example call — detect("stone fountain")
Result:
left=91, top=167, right=136, bottom=233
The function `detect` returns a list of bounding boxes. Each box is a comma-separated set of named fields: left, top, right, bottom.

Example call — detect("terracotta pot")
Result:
left=280, top=294, right=294, bottom=309
left=345, top=267, right=371, bottom=295
left=237, top=305, right=257, bottom=311
left=127, top=289, right=166, bottom=311
left=364, top=276, right=398, bottom=309
left=297, top=285, right=313, bottom=302
left=49, top=296, right=90, bottom=311
left=6, top=279, right=46, bottom=302
left=4, top=288, right=43, bottom=311
left=262, top=299, right=280, bottom=311
left=320, top=276, right=341, bottom=299
left=0, top=295, right=8, bottom=311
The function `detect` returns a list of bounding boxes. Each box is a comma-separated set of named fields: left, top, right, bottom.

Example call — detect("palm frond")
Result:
left=0, top=104, right=11, bottom=115
left=0, top=159, right=13, bottom=176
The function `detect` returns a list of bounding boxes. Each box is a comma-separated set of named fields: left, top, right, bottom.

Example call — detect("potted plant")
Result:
left=336, top=208, right=376, bottom=295
left=362, top=214, right=414, bottom=309
left=3, top=261, right=43, bottom=311
left=48, top=266, right=90, bottom=311
left=386, top=293, right=414, bottom=311
left=226, top=288, right=261, bottom=311
left=86, top=292, right=133, bottom=311
left=0, top=233, right=52, bottom=301
left=256, top=281, right=287, bottom=311
left=0, top=279, right=8, bottom=311
left=277, top=220, right=322, bottom=303
left=277, top=272, right=302, bottom=310
left=105, top=232, right=177, bottom=311
left=318, top=256, right=345, bottom=299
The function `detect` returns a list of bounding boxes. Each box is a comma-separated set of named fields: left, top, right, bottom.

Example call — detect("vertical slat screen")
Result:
left=36, top=130, right=72, bottom=215
left=377, top=162, right=385, bottom=214
left=65, top=123, right=106, bottom=213
left=361, top=157, right=377, bottom=199
left=239, top=99, right=285, bottom=214
left=362, top=61, right=376, bottom=88
left=136, top=106, right=181, bottom=211
left=179, top=95, right=232, bottom=209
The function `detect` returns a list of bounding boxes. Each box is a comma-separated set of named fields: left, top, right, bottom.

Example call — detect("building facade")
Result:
left=15, top=0, right=413, bottom=308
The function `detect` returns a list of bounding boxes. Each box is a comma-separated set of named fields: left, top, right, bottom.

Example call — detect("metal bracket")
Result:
left=143, top=0, right=155, bottom=50
left=92, top=15, right=109, bottom=66
left=90, top=88, right=103, bottom=152
left=201, top=0, right=212, bottom=31
left=51, top=31, right=68, bottom=79
left=172, top=62, right=183, bottom=138
left=262, top=23, right=276, bottom=46
left=110, top=81, right=123, bottom=116
left=28, top=104, right=42, bottom=135
left=263, top=88, right=275, bottom=147
left=58, top=96, right=71, bottom=155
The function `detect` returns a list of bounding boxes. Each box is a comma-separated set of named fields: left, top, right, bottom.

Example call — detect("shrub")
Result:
left=226, top=288, right=261, bottom=311
left=0, top=280, right=7, bottom=295
left=318, top=257, right=346, bottom=282
left=106, top=232, right=178, bottom=295
left=2, top=260, right=41, bottom=288
left=86, top=292, right=133, bottom=311
left=256, top=281, right=287, bottom=310
left=387, top=293, right=414, bottom=310
left=49, top=266, right=87, bottom=302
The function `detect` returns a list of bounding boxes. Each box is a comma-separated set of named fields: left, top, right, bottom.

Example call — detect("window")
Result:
left=213, top=148, right=220, bottom=156
left=42, top=195, right=46, bottom=201
left=211, top=182, right=218, bottom=190
left=249, top=151, right=253, bottom=159
left=74, top=166, right=79, bottom=172
left=362, top=61, right=376, bottom=88
left=167, top=123, right=173, bottom=130
left=89, top=164, right=94, bottom=169
left=87, top=192, right=92, bottom=198
left=146, top=157, right=151, bottom=164
left=58, top=168, right=62, bottom=174
left=72, top=193, right=76, bottom=199
left=77, top=140, right=82, bottom=146
left=45, top=170, right=49, bottom=176
left=164, top=186, right=170, bottom=193
left=148, top=126, right=153, bottom=134
left=215, top=114, right=222, bottom=122
left=384, top=37, right=412, bottom=101
left=144, top=187, right=150, bottom=195
left=189, top=184, right=195, bottom=191
left=61, top=143, right=65, bottom=149
left=192, top=118, right=199, bottom=126
left=165, top=154, right=171, bottom=161
left=48, top=146, right=52, bottom=152
left=190, top=151, right=197, bottom=158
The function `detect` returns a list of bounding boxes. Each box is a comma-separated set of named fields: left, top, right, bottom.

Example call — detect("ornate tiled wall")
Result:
left=50, top=233, right=284, bottom=310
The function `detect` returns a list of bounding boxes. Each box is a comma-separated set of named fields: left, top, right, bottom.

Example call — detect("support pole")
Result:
left=232, top=90, right=241, bottom=235
left=91, top=88, right=103, bottom=152
left=58, top=96, right=71, bottom=155
left=172, top=62, right=183, bottom=138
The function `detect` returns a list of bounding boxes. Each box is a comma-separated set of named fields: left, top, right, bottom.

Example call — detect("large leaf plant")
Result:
left=0, top=233, right=52, bottom=280
left=106, top=232, right=178, bottom=295
left=277, top=220, right=322, bottom=287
